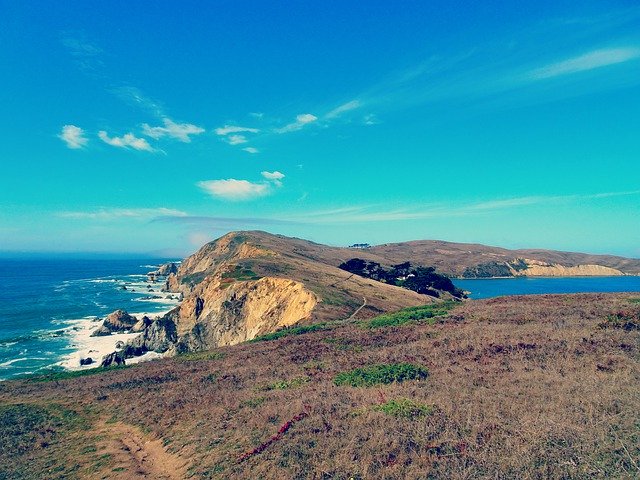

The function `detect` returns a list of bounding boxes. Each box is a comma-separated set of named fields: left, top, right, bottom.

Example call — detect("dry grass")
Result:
left=1, top=293, right=639, bottom=479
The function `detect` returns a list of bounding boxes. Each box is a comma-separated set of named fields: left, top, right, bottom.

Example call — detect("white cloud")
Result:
left=261, top=171, right=285, bottom=181
left=527, top=47, right=640, bottom=80
left=274, top=113, right=318, bottom=133
left=98, top=131, right=154, bottom=152
left=261, top=170, right=285, bottom=186
left=198, top=179, right=270, bottom=201
left=325, top=100, right=361, bottom=119
left=58, top=125, right=88, bottom=149
left=363, top=114, right=380, bottom=125
left=142, top=118, right=204, bottom=142
left=227, top=134, right=248, bottom=145
left=214, top=125, right=260, bottom=136
left=58, top=207, right=187, bottom=220
left=243, top=147, right=259, bottom=154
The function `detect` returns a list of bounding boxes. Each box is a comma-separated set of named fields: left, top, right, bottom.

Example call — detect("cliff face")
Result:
left=171, top=277, right=317, bottom=351
left=127, top=233, right=318, bottom=356
left=514, top=259, right=623, bottom=277
left=462, top=258, right=625, bottom=278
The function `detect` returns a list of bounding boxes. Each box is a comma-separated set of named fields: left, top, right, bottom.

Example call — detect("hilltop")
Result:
left=1, top=293, right=638, bottom=478
left=89, top=231, right=640, bottom=365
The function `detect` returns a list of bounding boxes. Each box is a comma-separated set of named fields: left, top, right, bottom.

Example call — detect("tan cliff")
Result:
left=169, top=277, right=317, bottom=350
left=511, top=259, right=624, bottom=277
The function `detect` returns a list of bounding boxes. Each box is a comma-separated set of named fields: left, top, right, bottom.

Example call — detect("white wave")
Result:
left=0, top=358, right=29, bottom=367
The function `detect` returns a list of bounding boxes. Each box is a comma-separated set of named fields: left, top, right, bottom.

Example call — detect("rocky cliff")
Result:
left=462, top=258, right=625, bottom=278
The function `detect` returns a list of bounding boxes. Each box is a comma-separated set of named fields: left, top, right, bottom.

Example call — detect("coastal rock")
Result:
left=131, top=315, right=153, bottom=333
left=90, top=309, right=138, bottom=337
left=100, top=351, right=126, bottom=368
left=79, top=357, right=93, bottom=366
left=153, top=262, right=179, bottom=276
left=123, top=316, right=178, bottom=357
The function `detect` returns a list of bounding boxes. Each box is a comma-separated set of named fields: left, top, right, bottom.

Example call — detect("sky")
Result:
left=0, top=0, right=639, bottom=257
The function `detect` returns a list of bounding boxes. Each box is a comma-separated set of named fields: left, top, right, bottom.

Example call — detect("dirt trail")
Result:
left=91, top=419, right=189, bottom=479
left=347, top=296, right=367, bottom=320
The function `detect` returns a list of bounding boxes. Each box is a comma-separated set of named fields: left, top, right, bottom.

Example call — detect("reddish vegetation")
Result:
left=237, top=409, right=310, bottom=463
left=0, top=293, right=639, bottom=479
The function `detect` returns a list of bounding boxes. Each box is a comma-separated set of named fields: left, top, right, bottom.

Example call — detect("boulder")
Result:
left=90, top=309, right=138, bottom=336
left=100, top=351, right=126, bottom=368
left=79, top=357, right=93, bottom=366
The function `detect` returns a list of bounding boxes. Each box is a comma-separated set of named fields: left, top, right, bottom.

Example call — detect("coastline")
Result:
left=58, top=307, right=176, bottom=371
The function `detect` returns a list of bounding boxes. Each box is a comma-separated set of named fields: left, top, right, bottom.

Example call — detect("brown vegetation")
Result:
left=1, top=293, right=639, bottom=479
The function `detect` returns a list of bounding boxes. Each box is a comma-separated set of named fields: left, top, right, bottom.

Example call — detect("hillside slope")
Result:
left=368, top=239, right=640, bottom=277
left=2, top=293, right=639, bottom=479
left=109, top=231, right=640, bottom=360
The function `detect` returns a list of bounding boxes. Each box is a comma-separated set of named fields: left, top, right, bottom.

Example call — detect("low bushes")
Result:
left=251, top=323, right=329, bottom=342
left=334, top=363, right=429, bottom=387
left=364, top=302, right=456, bottom=329
left=373, top=398, right=433, bottom=418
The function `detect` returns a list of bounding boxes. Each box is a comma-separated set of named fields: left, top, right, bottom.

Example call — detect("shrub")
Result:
left=334, top=363, right=429, bottom=387
left=373, top=398, right=434, bottom=418
left=364, top=302, right=456, bottom=329
left=251, top=323, right=329, bottom=342
left=599, top=311, right=639, bottom=331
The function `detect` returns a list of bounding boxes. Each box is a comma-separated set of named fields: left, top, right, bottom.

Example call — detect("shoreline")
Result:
left=58, top=306, right=177, bottom=371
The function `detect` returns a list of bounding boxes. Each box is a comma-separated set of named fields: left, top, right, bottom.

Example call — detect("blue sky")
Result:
left=1, top=1, right=639, bottom=257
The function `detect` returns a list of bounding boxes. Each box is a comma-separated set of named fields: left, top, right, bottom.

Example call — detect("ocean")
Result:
left=453, top=276, right=640, bottom=299
left=0, top=258, right=180, bottom=381
left=1, top=258, right=639, bottom=381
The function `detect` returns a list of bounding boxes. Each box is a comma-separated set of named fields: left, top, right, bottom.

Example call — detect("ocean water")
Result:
left=454, top=276, right=640, bottom=299
left=0, top=258, right=179, bottom=381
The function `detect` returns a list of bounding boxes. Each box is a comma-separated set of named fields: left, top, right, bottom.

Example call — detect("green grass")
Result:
left=20, top=365, right=131, bottom=383
left=221, top=265, right=262, bottom=282
left=241, top=396, right=267, bottom=408
left=260, top=376, right=310, bottom=391
left=373, top=398, right=434, bottom=418
left=334, top=363, right=429, bottom=387
left=0, top=403, right=89, bottom=477
left=180, top=271, right=208, bottom=286
left=251, top=323, right=330, bottom=342
left=177, top=350, right=225, bottom=362
left=629, top=298, right=640, bottom=304
left=363, top=301, right=457, bottom=329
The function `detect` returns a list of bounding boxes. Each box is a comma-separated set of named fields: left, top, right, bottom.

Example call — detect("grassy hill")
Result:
left=1, top=293, right=639, bottom=479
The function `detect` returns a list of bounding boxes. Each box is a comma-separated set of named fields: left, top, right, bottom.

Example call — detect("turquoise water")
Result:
left=2, top=259, right=639, bottom=381
left=0, top=258, right=178, bottom=380
left=453, top=276, right=640, bottom=299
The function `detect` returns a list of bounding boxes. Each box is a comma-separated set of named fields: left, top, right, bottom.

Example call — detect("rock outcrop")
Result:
left=91, top=310, right=140, bottom=337
left=463, top=258, right=625, bottom=278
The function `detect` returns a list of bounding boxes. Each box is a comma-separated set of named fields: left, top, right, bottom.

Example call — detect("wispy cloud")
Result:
left=58, top=125, right=88, bottom=149
left=325, top=100, right=362, bottom=119
left=214, top=125, right=260, bottom=136
left=274, top=113, right=318, bottom=133
left=110, top=86, right=165, bottom=118
left=60, top=34, right=104, bottom=78
left=226, top=134, right=248, bottom=145
left=261, top=170, right=285, bottom=186
left=57, top=207, right=187, bottom=220
left=98, top=131, right=154, bottom=152
left=198, top=170, right=286, bottom=201
left=289, top=190, right=640, bottom=224
left=526, top=47, right=640, bottom=80
left=243, top=147, right=259, bottom=154
left=153, top=214, right=296, bottom=227
left=197, top=179, right=270, bottom=201
left=142, top=118, right=204, bottom=142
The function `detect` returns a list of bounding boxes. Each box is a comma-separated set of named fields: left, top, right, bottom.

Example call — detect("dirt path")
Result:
left=347, top=296, right=367, bottom=320
left=91, top=419, right=189, bottom=479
